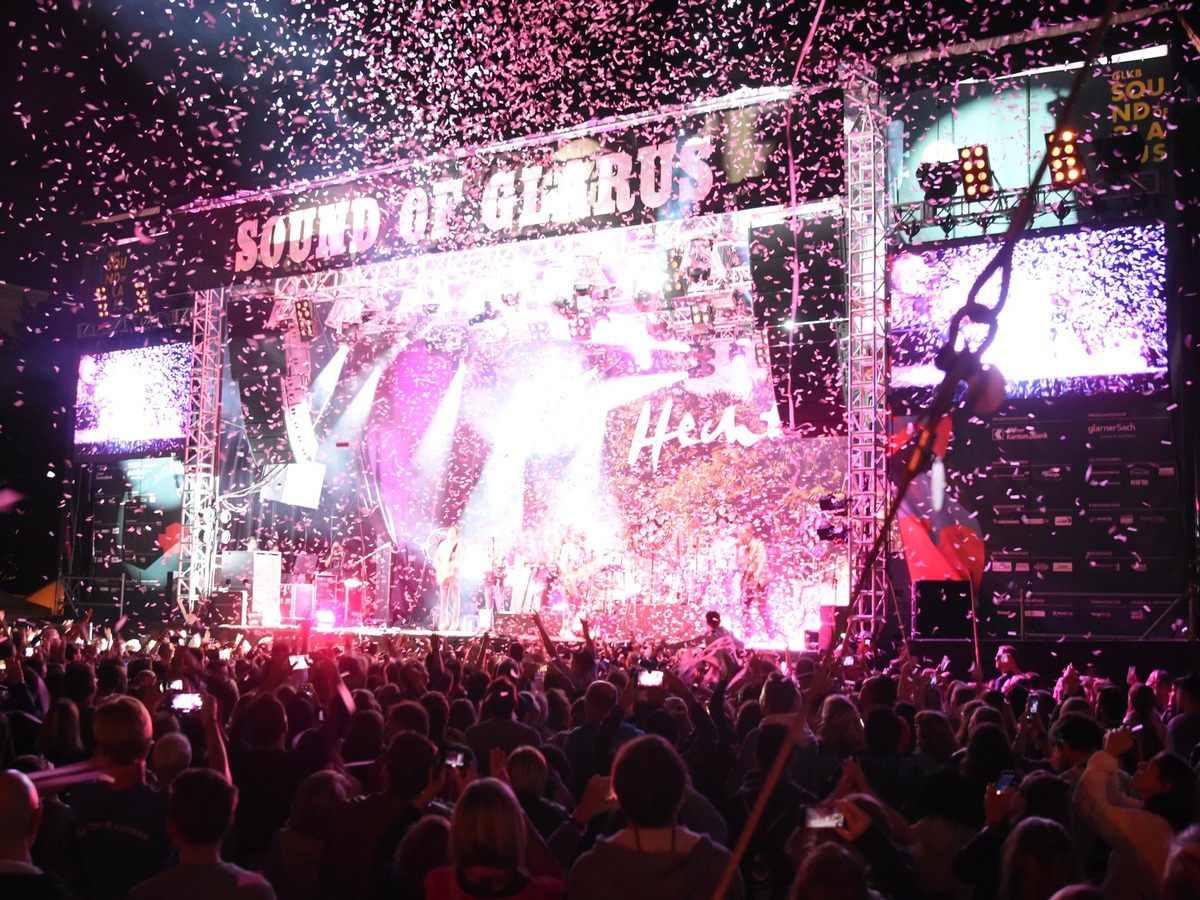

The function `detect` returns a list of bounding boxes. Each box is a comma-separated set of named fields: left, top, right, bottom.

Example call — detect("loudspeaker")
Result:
left=230, top=335, right=291, bottom=467
left=912, top=580, right=974, bottom=640
left=207, top=590, right=247, bottom=627
left=749, top=216, right=846, bottom=435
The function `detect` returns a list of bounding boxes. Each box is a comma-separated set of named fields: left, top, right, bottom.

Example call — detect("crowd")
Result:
left=1, top=609, right=1199, bottom=900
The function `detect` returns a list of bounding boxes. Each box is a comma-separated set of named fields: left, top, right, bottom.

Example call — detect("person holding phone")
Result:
left=735, top=526, right=773, bottom=639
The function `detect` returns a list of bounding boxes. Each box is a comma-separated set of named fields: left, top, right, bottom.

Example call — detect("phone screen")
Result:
left=171, top=692, right=204, bottom=713
left=805, top=806, right=845, bottom=829
left=637, top=669, right=664, bottom=687
left=994, top=771, right=1017, bottom=793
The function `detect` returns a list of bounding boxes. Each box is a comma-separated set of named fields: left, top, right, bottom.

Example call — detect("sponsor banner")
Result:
left=892, top=393, right=1186, bottom=613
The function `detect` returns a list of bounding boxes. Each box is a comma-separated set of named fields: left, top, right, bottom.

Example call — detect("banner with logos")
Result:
left=891, top=392, right=1187, bottom=637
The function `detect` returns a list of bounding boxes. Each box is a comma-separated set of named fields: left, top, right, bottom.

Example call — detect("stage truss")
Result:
left=843, top=66, right=891, bottom=640
left=178, top=287, right=224, bottom=616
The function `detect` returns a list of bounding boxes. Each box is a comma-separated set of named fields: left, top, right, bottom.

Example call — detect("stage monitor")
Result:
left=74, top=342, right=192, bottom=458
left=889, top=222, right=1167, bottom=402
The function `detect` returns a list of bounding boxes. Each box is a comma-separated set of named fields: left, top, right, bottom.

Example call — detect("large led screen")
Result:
left=74, top=342, right=192, bottom=457
left=889, top=222, right=1167, bottom=401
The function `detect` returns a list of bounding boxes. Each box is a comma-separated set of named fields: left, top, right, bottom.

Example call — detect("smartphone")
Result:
left=219, top=647, right=232, bottom=660
left=805, top=806, right=845, bottom=829
left=289, top=654, right=308, bottom=670
left=842, top=656, right=855, bottom=667
left=1028, top=697, right=1040, bottom=716
left=24, top=646, right=34, bottom=657
left=637, top=669, right=664, bottom=688
left=171, top=692, right=204, bottom=713
left=168, top=679, right=185, bottom=691
left=445, top=750, right=465, bottom=768
left=994, top=771, right=1017, bottom=793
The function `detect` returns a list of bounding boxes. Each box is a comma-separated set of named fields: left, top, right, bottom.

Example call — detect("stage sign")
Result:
left=166, top=90, right=843, bottom=292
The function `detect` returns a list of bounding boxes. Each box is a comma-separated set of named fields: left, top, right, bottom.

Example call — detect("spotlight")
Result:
left=468, top=301, right=500, bottom=327
left=818, top=494, right=848, bottom=512
left=295, top=297, right=316, bottom=340
left=664, top=248, right=688, bottom=299
left=916, top=161, right=961, bottom=203
left=687, top=343, right=716, bottom=378
left=1046, top=129, right=1085, bottom=188
left=958, top=145, right=994, bottom=201
left=689, top=303, right=714, bottom=327
left=728, top=342, right=747, bottom=361
left=94, top=286, right=110, bottom=319
left=634, top=290, right=659, bottom=313
left=133, top=280, right=150, bottom=315
left=817, top=523, right=848, bottom=542
left=568, top=316, right=593, bottom=341
left=754, top=338, right=770, bottom=366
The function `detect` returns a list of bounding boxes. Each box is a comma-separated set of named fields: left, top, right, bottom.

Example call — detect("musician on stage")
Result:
left=736, top=525, right=773, bottom=637
left=433, top=525, right=461, bottom=631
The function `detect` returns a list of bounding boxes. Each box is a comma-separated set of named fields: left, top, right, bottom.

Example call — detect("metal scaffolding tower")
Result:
left=177, top=287, right=225, bottom=617
left=842, top=68, right=891, bottom=640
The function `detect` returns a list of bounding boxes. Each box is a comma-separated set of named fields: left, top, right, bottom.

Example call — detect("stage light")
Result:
left=634, top=289, right=658, bottom=313
left=687, top=343, right=716, bottom=378
left=819, top=494, right=848, bottom=512
left=1046, top=129, right=1085, bottom=188
left=664, top=248, right=688, bottom=298
left=754, top=338, right=770, bottom=366
left=958, top=145, right=994, bottom=201
left=295, top=297, right=316, bottom=340
left=916, top=161, right=961, bottom=203
left=817, top=523, right=848, bottom=542
left=133, top=280, right=150, bottom=314
left=568, top=316, right=593, bottom=341
left=94, top=286, right=110, bottom=319
left=689, top=303, right=714, bottom=326
left=729, top=342, right=747, bottom=361
left=468, top=301, right=500, bottom=327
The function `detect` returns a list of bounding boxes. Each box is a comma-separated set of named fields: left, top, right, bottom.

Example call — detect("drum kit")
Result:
left=510, top=551, right=627, bottom=617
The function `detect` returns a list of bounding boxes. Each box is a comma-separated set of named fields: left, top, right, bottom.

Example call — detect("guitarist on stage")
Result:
left=433, top=525, right=461, bottom=631
left=736, top=525, right=773, bottom=638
